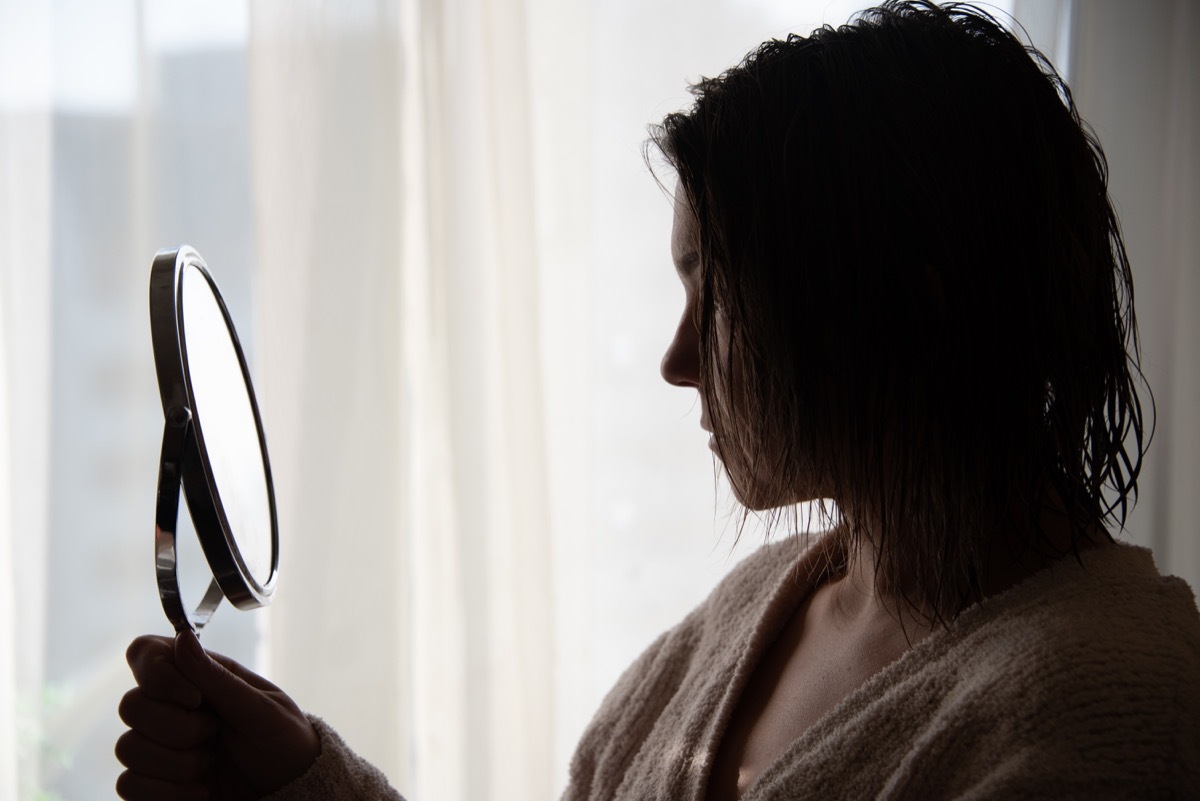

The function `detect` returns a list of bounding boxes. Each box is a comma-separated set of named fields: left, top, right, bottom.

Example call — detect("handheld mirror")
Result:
left=150, top=246, right=279, bottom=633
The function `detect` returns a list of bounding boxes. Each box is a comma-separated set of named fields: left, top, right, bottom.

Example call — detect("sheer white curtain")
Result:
left=249, top=0, right=558, bottom=796
left=0, top=4, right=52, bottom=798
left=0, top=132, right=25, bottom=801
left=0, top=12, right=48, bottom=800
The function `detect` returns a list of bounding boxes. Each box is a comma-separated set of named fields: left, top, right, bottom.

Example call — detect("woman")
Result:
left=116, top=2, right=1200, bottom=799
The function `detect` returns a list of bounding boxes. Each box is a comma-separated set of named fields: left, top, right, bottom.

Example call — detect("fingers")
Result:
left=172, top=630, right=281, bottom=730
left=119, top=634, right=321, bottom=801
left=119, top=636, right=214, bottom=801
left=115, top=769, right=209, bottom=801
left=119, top=687, right=219, bottom=749
left=114, top=729, right=210, bottom=782
left=205, top=647, right=285, bottom=694
left=114, top=705, right=213, bottom=801
left=126, top=635, right=202, bottom=708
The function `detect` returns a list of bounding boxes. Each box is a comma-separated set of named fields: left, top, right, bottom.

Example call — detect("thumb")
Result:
left=173, top=629, right=267, bottom=729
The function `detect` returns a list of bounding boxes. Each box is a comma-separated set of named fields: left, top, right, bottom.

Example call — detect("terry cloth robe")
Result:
left=266, top=534, right=1200, bottom=801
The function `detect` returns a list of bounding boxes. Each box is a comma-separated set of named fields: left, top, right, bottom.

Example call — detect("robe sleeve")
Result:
left=260, top=716, right=406, bottom=801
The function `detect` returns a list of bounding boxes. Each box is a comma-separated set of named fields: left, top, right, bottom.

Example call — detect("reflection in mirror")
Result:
left=179, top=263, right=274, bottom=586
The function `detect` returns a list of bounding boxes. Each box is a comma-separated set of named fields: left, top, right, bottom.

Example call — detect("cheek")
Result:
left=708, top=321, right=746, bottom=417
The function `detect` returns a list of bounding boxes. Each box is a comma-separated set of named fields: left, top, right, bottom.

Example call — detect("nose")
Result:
left=661, top=309, right=700, bottom=388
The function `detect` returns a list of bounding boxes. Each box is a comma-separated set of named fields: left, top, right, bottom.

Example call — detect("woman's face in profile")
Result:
left=661, top=185, right=828, bottom=513
left=660, top=187, right=779, bottom=510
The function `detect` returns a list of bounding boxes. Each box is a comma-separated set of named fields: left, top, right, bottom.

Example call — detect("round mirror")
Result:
left=149, top=246, right=279, bottom=633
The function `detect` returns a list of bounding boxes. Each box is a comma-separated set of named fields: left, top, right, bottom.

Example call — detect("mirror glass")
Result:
left=178, top=263, right=274, bottom=586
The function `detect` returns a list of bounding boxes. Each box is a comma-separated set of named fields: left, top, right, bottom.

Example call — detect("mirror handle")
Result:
left=155, top=406, right=223, bottom=634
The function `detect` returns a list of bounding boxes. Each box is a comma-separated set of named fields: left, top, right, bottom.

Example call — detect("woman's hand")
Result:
left=116, top=631, right=321, bottom=801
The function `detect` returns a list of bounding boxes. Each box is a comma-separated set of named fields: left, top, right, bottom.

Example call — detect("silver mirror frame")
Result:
left=149, top=246, right=279, bottom=632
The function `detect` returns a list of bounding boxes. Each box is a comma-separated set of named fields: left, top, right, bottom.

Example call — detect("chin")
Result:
left=731, top=489, right=782, bottom=512
left=725, top=474, right=788, bottom=512
left=725, top=467, right=828, bottom=515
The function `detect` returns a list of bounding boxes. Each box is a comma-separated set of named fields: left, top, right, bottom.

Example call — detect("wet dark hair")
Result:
left=649, top=0, right=1149, bottom=620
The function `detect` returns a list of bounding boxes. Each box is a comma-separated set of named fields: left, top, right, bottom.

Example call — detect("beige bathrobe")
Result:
left=267, top=534, right=1200, bottom=800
